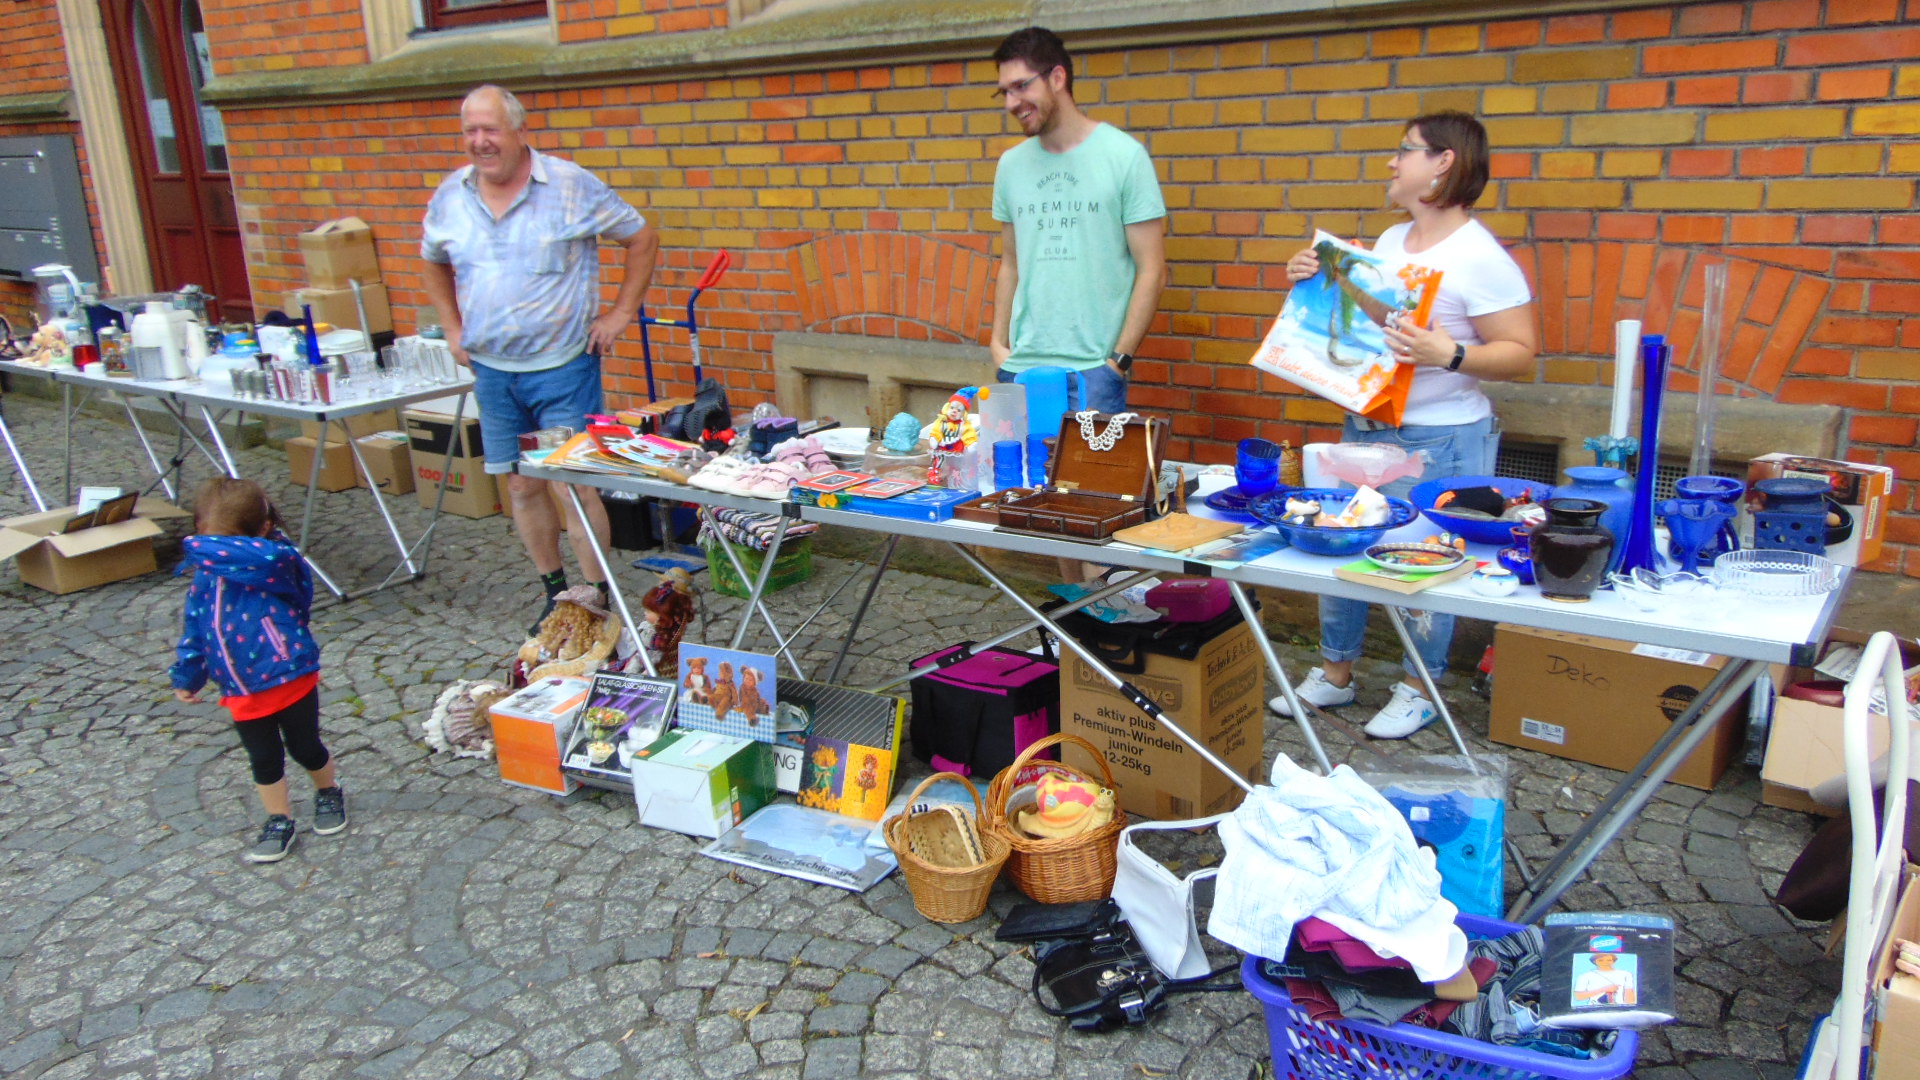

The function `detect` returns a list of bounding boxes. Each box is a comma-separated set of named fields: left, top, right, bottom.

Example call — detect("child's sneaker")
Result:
left=313, top=786, right=348, bottom=835
left=247, top=815, right=298, bottom=863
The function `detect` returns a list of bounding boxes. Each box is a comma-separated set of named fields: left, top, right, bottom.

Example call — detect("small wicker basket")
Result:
left=985, top=732, right=1128, bottom=905
left=883, top=773, right=1010, bottom=924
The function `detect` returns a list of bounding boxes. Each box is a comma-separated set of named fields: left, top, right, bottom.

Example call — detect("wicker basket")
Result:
left=884, top=773, right=1010, bottom=924
left=984, top=732, right=1128, bottom=904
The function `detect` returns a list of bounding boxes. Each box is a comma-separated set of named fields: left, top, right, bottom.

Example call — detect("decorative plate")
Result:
left=1364, top=542, right=1468, bottom=573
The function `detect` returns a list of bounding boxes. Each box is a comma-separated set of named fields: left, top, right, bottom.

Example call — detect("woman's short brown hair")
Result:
left=1409, top=111, right=1490, bottom=209
left=194, top=476, right=276, bottom=538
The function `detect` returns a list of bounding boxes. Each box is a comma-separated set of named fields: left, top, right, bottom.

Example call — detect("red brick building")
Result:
left=6, top=0, right=1919, bottom=573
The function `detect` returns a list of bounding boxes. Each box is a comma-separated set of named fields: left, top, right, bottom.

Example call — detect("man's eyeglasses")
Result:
left=1397, top=142, right=1436, bottom=157
left=993, top=68, right=1056, bottom=99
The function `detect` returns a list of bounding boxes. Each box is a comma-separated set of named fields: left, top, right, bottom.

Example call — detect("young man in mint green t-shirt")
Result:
left=989, top=27, right=1167, bottom=415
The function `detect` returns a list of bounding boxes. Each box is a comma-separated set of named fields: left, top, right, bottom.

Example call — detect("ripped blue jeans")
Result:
left=1319, top=414, right=1500, bottom=678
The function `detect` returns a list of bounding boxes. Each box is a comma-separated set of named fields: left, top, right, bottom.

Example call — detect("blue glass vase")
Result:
left=1557, top=466, right=1633, bottom=576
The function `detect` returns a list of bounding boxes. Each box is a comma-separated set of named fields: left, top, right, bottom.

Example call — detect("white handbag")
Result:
left=1110, top=814, right=1230, bottom=980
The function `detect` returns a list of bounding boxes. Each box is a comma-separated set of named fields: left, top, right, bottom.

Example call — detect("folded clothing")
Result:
left=698, top=508, right=818, bottom=553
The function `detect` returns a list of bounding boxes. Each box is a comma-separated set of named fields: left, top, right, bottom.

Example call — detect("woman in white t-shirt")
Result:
left=1272, top=111, right=1538, bottom=739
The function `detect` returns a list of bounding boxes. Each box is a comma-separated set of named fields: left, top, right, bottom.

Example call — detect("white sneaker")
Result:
left=1268, top=667, right=1356, bottom=718
left=1364, top=683, right=1438, bottom=739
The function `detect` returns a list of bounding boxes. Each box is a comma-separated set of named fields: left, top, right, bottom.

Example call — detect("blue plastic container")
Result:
left=1248, top=489, right=1417, bottom=556
left=1243, top=912, right=1640, bottom=1080
left=1408, top=475, right=1553, bottom=547
left=840, top=486, right=977, bottom=522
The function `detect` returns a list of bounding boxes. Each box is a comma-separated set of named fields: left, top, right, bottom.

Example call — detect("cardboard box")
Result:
left=1743, top=454, right=1895, bottom=568
left=300, top=408, right=401, bottom=441
left=405, top=410, right=499, bottom=518
left=490, top=677, right=591, bottom=796
left=298, top=216, right=382, bottom=289
left=629, top=731, right=775, bottom=838
left=0, top=498, right=189, bottom=594
left=286, top=436, right=359, bottom=492
left=1489, top=624, right=1743, bottom=790
left=1871, top=866, right=1920, bottom=1077
left=1761, top=629, right=1920, bottom=839
left=354, top=433, right=414, bottom=496
left=290, top=282, right=393, bottom=336
left=1059, top=615, right=1264, bottom=820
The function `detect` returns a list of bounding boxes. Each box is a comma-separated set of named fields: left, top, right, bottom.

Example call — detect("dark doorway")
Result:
left=102, top=0, right=250, bottom=321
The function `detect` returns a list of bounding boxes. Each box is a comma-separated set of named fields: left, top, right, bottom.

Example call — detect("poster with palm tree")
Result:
left=1250, top=230, right=1441, bottom=425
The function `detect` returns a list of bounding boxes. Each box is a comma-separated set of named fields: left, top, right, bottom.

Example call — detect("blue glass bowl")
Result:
left=1248, top=488, right=1418, bottom=556
left=1407, top=475, right=1552, bottom=547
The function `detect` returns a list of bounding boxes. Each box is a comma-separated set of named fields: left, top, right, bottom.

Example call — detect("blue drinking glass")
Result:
left=1237, top=438, right=1283, bottom=496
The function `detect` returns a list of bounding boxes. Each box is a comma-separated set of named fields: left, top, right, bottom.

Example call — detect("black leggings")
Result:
left=234, top=688, right=330, bottom=786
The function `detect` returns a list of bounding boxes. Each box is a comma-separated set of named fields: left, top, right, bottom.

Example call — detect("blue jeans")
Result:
left=1319, top=415, right=1500, bottom=678
left=471, top=352, right=603, bottom=475
left=995, top=363, right=1130, bottom=414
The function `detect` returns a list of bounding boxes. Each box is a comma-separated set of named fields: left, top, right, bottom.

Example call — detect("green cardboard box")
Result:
left=630, top=731, right=775, bottom=838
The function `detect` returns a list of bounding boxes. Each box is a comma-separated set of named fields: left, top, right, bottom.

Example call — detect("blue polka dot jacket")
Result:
left=169, top=533, right=320, bottom=698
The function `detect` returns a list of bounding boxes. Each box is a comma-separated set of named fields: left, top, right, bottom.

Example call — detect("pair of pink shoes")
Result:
left=735, top=438, right=839, bottom=499
left=773, top=436, right=835, bottom=477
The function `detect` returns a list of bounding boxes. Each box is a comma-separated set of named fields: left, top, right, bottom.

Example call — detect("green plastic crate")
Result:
left=705, top=537, right=813, bottom=599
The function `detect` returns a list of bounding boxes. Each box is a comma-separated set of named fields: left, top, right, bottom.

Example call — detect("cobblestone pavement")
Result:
left=0, top=389, right=1837, bottom=1079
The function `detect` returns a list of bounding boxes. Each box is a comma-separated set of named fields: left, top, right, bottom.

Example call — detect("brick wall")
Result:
left=556, top=0, right=728, bottom=43
left=201, top=0, right=1920, bottom=574
left=202, top=0, right=367, bottom=76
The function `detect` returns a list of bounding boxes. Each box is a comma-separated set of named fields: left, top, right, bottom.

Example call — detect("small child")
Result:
left=171, top=477, right=345, bottom=863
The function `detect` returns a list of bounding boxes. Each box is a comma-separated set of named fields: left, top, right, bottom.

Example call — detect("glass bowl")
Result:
left=1707, top=549, right=1842, bottom=598
left=1248, top=488, right=1418, bottom=556
left=1407, top=475, right=1553, bottom=546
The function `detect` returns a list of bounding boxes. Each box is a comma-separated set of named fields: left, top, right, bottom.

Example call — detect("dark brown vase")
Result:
left=1531, top=498, right=1614, bottom=603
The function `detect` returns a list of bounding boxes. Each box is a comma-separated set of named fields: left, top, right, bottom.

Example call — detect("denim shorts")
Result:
left=995, top=363, right=1130, bottom=415
left=471, top=352, right=602, bottom=475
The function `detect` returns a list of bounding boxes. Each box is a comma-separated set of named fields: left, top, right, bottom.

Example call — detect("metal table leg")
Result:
left=561, top=482, right=654, bottom=678
left=123, top=398, right=177, bottom=502
left=948, top=542, right=1256, bottom=795
left=1510, top=659, right=1766, bottom=922
left=291, top=420, right=346, bottom=600
left=865, top=567, right=1159, bottom=695
left=0, top=399, right=47, bottom=511
left=699, top=505, right=806, bottom=679
left=343, top=420, right=423, bottom=588
left=824, top=533, right=898, bottom=685
left=1229, top=581, right=1334, bottom=775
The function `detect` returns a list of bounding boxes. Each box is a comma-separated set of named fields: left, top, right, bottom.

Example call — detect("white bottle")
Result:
left=183, top=315, right=209, bottom=376
left=129, top=301, right=185, bottom=380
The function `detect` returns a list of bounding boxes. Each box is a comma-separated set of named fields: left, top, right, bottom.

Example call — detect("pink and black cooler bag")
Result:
left=908, top=643, right=1060, bottom=779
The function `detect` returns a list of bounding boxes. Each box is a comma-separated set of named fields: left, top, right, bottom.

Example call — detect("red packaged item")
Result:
left=1146, top=578, right=1232, bottom=623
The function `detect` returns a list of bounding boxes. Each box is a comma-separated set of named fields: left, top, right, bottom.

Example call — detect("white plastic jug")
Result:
left=129, top=301, right=186, bottom=380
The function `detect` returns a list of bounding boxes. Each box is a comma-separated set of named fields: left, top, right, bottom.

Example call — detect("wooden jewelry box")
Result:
left=993, top=413, right=1167, bottom=543
left=952, top=487, right=1041, bottom=525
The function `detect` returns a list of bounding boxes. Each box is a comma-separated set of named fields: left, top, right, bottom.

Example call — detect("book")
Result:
left=701, top=803, right=897, bottom=892
left=1332, top=557, right=1477, bottom=595
left=1539, top=912, right=1676, bottom=1030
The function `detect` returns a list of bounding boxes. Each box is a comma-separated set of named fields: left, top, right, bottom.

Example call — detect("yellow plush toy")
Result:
left=1016, top=773, right=1116, bottom=840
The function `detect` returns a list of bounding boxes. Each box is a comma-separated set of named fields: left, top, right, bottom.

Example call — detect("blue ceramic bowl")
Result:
left=1408, top=475, right=1552, bottom=547
left=1248, top=488, right=1418, bottom=556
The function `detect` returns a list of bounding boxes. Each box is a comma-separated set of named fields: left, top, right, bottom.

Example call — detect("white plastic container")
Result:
left=128, top=301, right=187, bottom=380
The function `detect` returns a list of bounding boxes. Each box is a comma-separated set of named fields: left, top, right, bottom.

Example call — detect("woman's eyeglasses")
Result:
left=1397, top=142, right=1437, bottom=157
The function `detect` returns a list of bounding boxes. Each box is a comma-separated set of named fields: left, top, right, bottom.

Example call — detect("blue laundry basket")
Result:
left=1243, top=913, right=1640, bottom=1080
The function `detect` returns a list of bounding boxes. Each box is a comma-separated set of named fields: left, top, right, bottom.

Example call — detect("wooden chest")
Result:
left=993, top=413, right=1166, bottom=543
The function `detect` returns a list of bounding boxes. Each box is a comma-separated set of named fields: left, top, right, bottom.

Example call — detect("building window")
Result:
left=423, top=0, right=546, bottom=31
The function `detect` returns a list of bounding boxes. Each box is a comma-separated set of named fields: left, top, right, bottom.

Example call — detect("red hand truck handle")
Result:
left=693, top=251, right=731, bottom=292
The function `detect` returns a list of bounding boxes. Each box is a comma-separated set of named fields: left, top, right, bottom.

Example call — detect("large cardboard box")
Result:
left=354, top=432, right=414, bottom=496
left=0, top=498, right=190, bottom=594
left=1059, top=613, right=1264, bottom=820
left=630, top=731, right=775, bottom=838
left=300, top=408, right=401, bottom=441
left=490, top=677, right=590, bottom=796
left=1743, top=454, right=1895, bottom=568
left=405, top=410, right=499, bottom=518
left=1489, top=624, right=1742, bottom=790
left=290, top=282, right=393, bottom=336
left=298, top=216, right=381, bottom=289
left=1871, top=866, right=1920, bottom=1079
left=286, top=436, right=358, bottom=492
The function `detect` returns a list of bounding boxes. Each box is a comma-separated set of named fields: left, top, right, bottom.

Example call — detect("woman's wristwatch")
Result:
left=1448, top=343, right=1467, bottom=371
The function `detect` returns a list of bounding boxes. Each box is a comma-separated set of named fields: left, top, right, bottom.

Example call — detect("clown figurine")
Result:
left=921, top=391, right=979, bottom=485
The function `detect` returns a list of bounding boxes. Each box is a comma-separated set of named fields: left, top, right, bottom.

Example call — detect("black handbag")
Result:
left=1004, top=899, right=1239, bottom=1033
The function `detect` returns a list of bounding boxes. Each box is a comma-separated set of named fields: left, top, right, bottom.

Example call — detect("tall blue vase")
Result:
left=1616, top=336, right=1670, bottom=576
left=1558, top=466, right=1633, bottom=575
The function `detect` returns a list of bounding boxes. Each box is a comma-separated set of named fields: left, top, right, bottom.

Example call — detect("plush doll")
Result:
left=640, top=568, right=696, bottom=673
